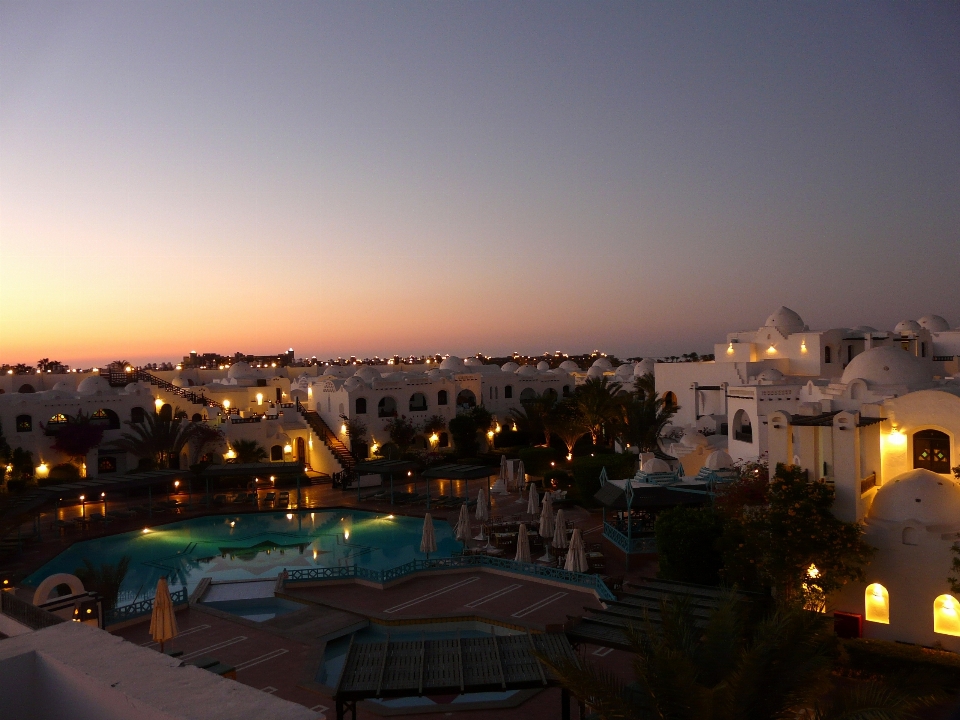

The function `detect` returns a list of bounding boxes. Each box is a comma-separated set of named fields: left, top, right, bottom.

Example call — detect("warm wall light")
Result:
left=256, top=393, right=263, bottom=405
left=283, top=444, right=293, bottom=454
left=807, top=564, right=820, bottom=579
left=154, top=398, right=163, bottom=411
left=727, top=342, right=734, bottom=355
left=344, top=529, right=350, bottom=540
left=223, top=400, right=231, bottom=409
left=766, top=345, right=777, bottom=354
left=429, top=433, right=439, bottom=444
left=486, top=430, right=495, bottom=440
left=935, top=595, right=960, bottom=635
left=800, top=340, right=807, bottom=353
left=341, top=424, right=347, bottom=435
left=865, top=583, right=890, bottom=624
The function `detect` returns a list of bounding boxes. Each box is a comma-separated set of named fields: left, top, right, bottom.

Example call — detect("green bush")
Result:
left=655, top=507, right=724, bottom=585
left=571, top=453, right=636, bottom=504
left=45, top=462, right=81, bottom=484
left=518, top=446, right=563, bottom=476
left=842, top=637, right=960, bottom=692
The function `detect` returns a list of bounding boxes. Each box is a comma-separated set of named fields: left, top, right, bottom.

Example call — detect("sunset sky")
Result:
left=1, top=2, right=958, bottom=366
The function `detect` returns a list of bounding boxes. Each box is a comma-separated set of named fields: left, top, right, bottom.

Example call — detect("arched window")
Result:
left=456, top=390, right=477, bottom=409
left=15, top=414, right=32, bottom=433
left=409, top=393, right=427, bottom=412
left=504, top=385, right=513, bottom=399
left=664, top=391, right=678, bottom=410
left=519, top=388, right=537, bottom=402
left=437, top=390, right=448, bottom=406
left=158, top=403, right=173, bottom=422
left=864, top=583, right=889, bottom=624
left=543, top=388, right=558, bottom=403
left=17, top=384, right=35, bottom=394
left=191, top=413, right=203, bottom=422
left=270, top=445, right=283, bottom=461
left=733, top=410, right=753, bottom=443
left=355, top=398, right=367, bottom=414
left=914, top=429, right=951, bottom=473
left=378, top=396, right=398, bottom=418
left=824, top=346, right=832, bottom=364
left=98, top=457, right=117, bottom=474
left=91, top=408, right=121, bottom=429
left=46, top=413, right=69, bottom=435
left=131, top=407, right=146, bottom=424
left=562, top=385, right=570, bottom=397
left=934, top=595, right=960, bottom=636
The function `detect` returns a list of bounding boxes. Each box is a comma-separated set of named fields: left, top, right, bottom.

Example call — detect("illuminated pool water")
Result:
left=25, top=510, right=457, bottom=609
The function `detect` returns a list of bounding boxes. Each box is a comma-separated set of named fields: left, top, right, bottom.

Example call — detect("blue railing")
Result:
left=285, top=555, right=616, bottom=600
left=603, top=522, right=656, bottom=554
left=105, top=587, right=188, bottom=626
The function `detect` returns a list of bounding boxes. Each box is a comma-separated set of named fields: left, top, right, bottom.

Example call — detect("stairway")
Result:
left=134, top=369, right=224, bottom=410
left=296, top=402, right=356, bottom=474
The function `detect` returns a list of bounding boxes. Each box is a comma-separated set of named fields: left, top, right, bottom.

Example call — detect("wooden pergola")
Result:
left=421, top=463, right=497, bottom=510
left=333, top=631, right=580, bottom=720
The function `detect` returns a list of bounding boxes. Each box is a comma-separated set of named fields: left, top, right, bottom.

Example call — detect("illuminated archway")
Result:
left=934, top=594, right=960, bottom=636
left=864, top=583, right=889, bottom=624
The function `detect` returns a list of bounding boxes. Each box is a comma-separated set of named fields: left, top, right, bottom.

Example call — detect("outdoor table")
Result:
left=484, top=547, right=504, bottom=556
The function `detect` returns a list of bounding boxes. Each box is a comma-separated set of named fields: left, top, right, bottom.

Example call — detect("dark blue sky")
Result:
left=1, top=2, right=958, bottom=363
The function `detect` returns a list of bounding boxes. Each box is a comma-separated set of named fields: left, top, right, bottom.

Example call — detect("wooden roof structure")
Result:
left=334, top=631, right=576, bottom=702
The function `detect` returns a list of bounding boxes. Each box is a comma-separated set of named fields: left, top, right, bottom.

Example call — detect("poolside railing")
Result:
left=284, top=555, right=616, bottom=601
left=603, top=521, right=657, bottom=554
left=104, top=587, right=188, bottom=627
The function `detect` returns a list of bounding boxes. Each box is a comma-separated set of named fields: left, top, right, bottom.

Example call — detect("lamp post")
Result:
left=101, top=492, right=106, bottom=515
left=79, top=495, right=86, bottom=519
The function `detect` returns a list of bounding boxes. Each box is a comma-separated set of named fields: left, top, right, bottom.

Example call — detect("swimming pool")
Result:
left=25, top=510, right=457, bottom=609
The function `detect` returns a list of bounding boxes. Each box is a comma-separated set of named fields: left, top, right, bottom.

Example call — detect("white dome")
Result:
left=894, top=320, right=922, bottom=335
left=384, top=371, right=406, bottom=381
left=77, top=376, right=112, bottom=396
left=758, top=368, right=785, bottom=383
left=705, top=450, right=734, bottom=470
left=355, top=366, right=380, bottom=383
left=343, top=377, right=363, bottom=391
left=634, top=358, right=655, bottom=377
left=227, top=361, right=258, bottom=380
left=591, top=357, right=613, bottom=370
left=123, top=382, right=152, bottom=396
left=559, top=360, right=580, bottom=372
left=439, top=356, right=464, bottom=371
left=586, top=366, right=605, bottom=379
left=764, top=306, right=806, bottom=334
left=868, top=469, right=960, bottom=525
left=427, top=369, right=443, bottom=380
left=517, top=365, right=538, bottom=377
left=52, top=379, right=75, bottom=392
left=462, top=357, right=483, bottom=367
left=171, top=377, right=186, bottom=387
left=614, top=363, right=635, bottom=379
left=641, top=458, right=672, bottom=474
left=840, top=346, right=932, bottom=388
left=918, top=315, right=950, bottom=332
left=852, top=325, right=878, bottom=333
left=501, top=362, right=520, bottom=373
left=536, top=361, right=550, bottom=371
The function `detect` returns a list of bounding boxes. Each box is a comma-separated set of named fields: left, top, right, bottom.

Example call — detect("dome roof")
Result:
left=123, top=382, right=152, bottom=396
left=918, top=314, right=950, bottom=332
left=355, top=366, right=380, bottom=383
left=591, top=357, right=613, bottom=370
left=52, top=379, right=75, bottom=392
left=227, top=361, right=258, bottom=380
left=614, top=363, right=635, bottom=379
left=171, top=377, right=186, bottom=387
left=840, top=346, right=932, bottom=388
left=439, top=356, right=464, bottom=371
left=641, top=458, right=672, bottom=474
left=559, top=360, right=580, bottom=372
left=705, top=450, right=734, bottom=470
left=463, top=357, right=484, bottom=367
left=384, top=371, right=406, bottom=381
left=517, top=365, right=538, bottom=377
left=868, top=469, right=960, bottom=525
left=343, top=377, right=364, bottom=391
left=501, top=362, right=520, bottom=373
left=536, top=361, right=550, bottom=371
left=894, top=319, right=922, bottom=335
left=764, top=306, right=806, bottom=334
left=586, top=366, right=605, bottom=378
left=758, top=368, right=785, bottom=383
left=77, top=376, right=112, bottom=396
left=852, top=325, right=878, bottom=333
left=634, top=358, right=655, bottom=377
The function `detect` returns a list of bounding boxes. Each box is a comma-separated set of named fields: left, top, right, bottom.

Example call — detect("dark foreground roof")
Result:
left=334, top=631, right=576, bottom=701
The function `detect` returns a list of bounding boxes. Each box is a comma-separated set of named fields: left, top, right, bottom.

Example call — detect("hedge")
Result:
left=842, top=637, right=960, bottom=691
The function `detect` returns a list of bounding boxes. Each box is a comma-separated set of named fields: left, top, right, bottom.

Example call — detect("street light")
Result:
left=79, top=495, right=86, bottom=518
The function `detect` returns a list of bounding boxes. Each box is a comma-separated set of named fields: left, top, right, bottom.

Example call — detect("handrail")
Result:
left=1, top=591, right=66, bottom=630
left=603, top=521, right=656, bottom=554
left=296, top=400, right=355, bottom=472
left=134, top=368, right=224, bottom=410
left=104, top=586, right=188, bottom=626
left=284, top=554, right=615, bottom=600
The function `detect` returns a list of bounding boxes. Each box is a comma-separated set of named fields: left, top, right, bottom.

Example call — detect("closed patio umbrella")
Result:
left=516, top=460, right=526, bottom=493
left=474, top=489, right=489, bottom=541
left=552, top=509, right=569, bottom=550
left=455, top=503, right=470, bottom=545
left=149, top=576, right=178, bottom=654
left=421, top=513, right=437, bottom=560
left=537, top=493, right=555, bottom=562
left=526, top=485, right=540, bottom=517
left=491, top=455, right=508, bottom=494
left=514, top=523, right=531, bottom=563
left=564, top=528, right=589, bottom=573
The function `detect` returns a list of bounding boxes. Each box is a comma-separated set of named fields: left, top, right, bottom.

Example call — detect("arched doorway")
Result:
left=914, top=430, right=951, bottom=473
left=296, top=437, right=306, bottom=466
left=159, top=403, right=173, bottom=422
left=456, top=390, right=477, bottom=410
left=732, top=410, right=753, bottom=443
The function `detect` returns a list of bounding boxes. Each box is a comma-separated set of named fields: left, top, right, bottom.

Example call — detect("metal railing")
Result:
left=1, top=591, right=66, bottom=630
left=284, top=554, right=615, bottom=600
left=104, top=587, right=188, bottom=626
left=603, top=522, right=657, bottom=554
left=134, top=369, right=223, bottom=410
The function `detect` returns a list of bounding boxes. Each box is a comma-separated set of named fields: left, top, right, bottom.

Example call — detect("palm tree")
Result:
left=540, top=595, right=927, bottom=720
left=229, top=439, right=268, bottom=464
left=340, top=414, right=369, bottom=458
left=111, top=412, right=202, bottom=469
left=545, top=400, right=589, bottom=458
left=574, top=377, right=623, bottom=445
left=75, top=556, right=131, bottom=612
left=508, top=392, right=556, bottom=446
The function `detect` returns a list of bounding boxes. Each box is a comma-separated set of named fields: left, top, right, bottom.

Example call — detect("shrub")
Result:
left=45, top=462, right=81, bottom=484
left=842, top=638, right=960, bottom=693
left=543, top=469, right=572, bottom=489
left=655, top=507, right=724, bottom=585
left=518, top=446, right=564, bottom=476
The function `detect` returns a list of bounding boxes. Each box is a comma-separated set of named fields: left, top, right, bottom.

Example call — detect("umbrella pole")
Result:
left=390, top=473, right=394, bottom=505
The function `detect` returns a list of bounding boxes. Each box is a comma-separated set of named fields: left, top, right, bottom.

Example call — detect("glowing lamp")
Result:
left=800, top=340, right=807, bottom=353
left=341, top=424, right=347, bottom=435
left=125, top=366, right=133, bottom=373
left=256, top=393, right=263, bottom=405
left=727, top=343, right=734, bottom=355
left=429, top=433, right=439, bottom=444
left=230, top=521, right=236, bottom=528
left=36, top=463, right=49, bottom=478
left=225, top=448, right=236, bottom=460
left=286, top=513, right=293, bottom=520
left=486, top=430, right=495, bottom=440
left=79, top=495, right=85, bottom=502
left=223, top=399, right=231, bottom=409
left=387, top=514, right=394, bottom=519
left=155, top=398, right=163, bottom=411
left=173, top=481, right=180, bottom=489
left=766, top=345, right=777, bottom=354
left=142, top=528, right=150, bottom=534
left=283, top=444, right=293, bottom=454
left=407, top=471, right=412, bottom=477
left=566, top=453, right=573, bottom=461
left=807, top=564, right=820, bottom=579
left=344, top=529, right=350, bottom=540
